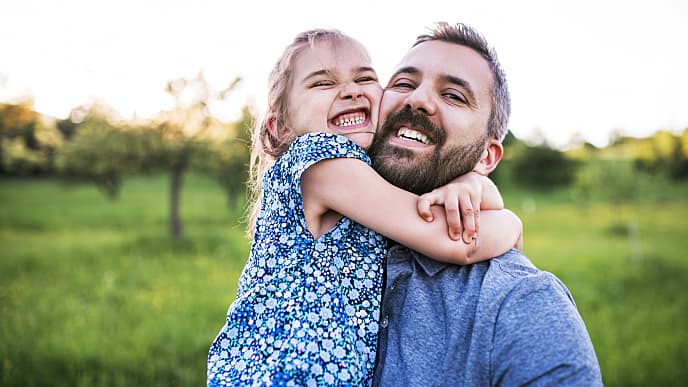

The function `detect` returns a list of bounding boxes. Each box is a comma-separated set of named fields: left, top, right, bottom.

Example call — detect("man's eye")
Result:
left=444, top=92, right=467, bottom=104
left=391, top=80, right=414, bottom=90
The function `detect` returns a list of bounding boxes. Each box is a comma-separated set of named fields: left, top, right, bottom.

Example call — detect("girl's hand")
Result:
left=417, top=172, right=485, bottom=243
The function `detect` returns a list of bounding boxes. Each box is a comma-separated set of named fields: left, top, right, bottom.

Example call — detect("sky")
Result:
left=1, top=0, right=687, bottom=148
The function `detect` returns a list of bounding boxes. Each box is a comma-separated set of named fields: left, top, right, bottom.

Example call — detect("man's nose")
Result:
left=406, top=84, right=436, bottom=115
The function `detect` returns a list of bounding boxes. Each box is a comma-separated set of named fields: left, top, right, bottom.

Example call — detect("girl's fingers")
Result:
left=459, top=194, right=475, bottom=243
left=417, top=191, right=440, bottom=221
left=444, top=188, right=462, bottom=240
left=471, top=191, right=481, bottom=238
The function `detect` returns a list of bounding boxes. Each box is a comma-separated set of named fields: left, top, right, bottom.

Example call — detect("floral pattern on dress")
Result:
left=208, top=132, right=386, bottom=386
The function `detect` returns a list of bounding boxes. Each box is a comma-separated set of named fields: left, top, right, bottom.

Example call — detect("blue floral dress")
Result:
left=208, top=132, right=386, bottom=386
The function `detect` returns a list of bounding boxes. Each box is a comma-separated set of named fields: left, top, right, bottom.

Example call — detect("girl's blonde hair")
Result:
left=247, top=28, right=362, bottom=234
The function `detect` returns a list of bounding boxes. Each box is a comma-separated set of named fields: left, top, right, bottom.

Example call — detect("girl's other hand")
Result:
left=417, top=172, right=484, bottom=243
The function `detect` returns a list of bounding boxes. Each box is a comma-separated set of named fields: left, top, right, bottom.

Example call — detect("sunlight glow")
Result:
left=2, top=0, right=687, bottom=148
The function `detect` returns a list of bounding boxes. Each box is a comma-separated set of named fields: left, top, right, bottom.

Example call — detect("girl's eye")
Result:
left=356, top=76, right=377, bottom=83
left=312, top=80, right=335, bottom=87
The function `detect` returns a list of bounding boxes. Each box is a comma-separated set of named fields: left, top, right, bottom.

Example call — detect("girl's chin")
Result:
left=342, top=131, right=374, bottom=150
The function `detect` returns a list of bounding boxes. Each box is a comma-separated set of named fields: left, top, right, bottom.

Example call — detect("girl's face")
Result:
left=285, top=38, right=382, bottom=149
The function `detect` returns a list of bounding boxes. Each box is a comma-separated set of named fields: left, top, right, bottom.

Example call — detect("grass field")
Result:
left=1, top=174, right=687, bottom=386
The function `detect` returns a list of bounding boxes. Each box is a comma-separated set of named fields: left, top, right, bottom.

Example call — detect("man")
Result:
left=367, top=22, right=603, bottom=386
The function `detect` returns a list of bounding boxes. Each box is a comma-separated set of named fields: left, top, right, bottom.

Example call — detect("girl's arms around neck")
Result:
left=417, top=171, right=504, bottom=243
left=301, top=157, right=521, bottom=265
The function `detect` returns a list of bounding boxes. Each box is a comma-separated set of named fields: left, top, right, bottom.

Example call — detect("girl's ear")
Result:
left=473, top=138, right=504, bottom=176
left=265, top=113, right=278, bottom=138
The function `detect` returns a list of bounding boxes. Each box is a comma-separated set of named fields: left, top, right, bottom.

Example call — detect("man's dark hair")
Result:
left=414, top=22, right=510, bottom=141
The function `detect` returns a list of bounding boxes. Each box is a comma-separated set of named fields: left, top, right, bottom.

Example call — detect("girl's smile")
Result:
left=284, top=38, right=382, bottom=149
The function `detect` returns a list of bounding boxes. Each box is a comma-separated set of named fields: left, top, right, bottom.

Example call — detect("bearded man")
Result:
left=368, top=22, right=603, bottom=386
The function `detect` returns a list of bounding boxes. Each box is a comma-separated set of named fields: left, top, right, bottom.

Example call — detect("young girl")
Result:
left=208, top=29, right=521, bottom=386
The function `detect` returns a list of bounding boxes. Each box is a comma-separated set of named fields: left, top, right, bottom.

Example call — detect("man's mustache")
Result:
left=379, top=107, right=445, bottom=145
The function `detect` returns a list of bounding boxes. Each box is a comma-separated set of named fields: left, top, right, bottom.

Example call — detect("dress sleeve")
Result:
left=490, top=274, right=603, bottom=386
left=284, top=132, right=371, bottom=183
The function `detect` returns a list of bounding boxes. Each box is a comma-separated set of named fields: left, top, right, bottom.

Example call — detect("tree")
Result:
left=0, top=101, right=62, bottom=175
left=675, top=129, right=688, bottom=179
left=508, top=142, right=579, bottom=190
left=152, top=73, right=242, bottom=238
left=632, top=130, right=688, bottom=180
left=53, top=75, right=248, bottom=239
left=55, top=109, right=162, bottom=198
left=575, top=158, right=640, bottom=235
left=195, top=105, right=253, bottom=208
left=577, top=158, right=637, bottom=205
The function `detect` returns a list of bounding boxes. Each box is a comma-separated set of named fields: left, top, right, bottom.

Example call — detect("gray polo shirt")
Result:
left=373, top=246, right=603, bottom=386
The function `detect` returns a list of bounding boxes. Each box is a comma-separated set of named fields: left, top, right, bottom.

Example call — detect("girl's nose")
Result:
left=340, top=83, right=363, bottom=100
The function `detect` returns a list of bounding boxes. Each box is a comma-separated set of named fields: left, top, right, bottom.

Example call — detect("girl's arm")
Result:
left=301, top=158, right=521, bottom=265
left=417, top=172, right=503, bottom=243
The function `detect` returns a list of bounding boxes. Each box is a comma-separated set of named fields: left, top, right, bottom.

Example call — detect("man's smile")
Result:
left=379, top=107, right=444, bottom=151
left=397, top=127, right=430, bottom=145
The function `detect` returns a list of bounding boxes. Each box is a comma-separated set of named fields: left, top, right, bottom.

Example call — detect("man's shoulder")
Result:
left=488, top=248, right=540, bottom=276
left=484, top=253, right=602, bottom=386
left=487, top=249, right=554, bottom=279
left=481, top=249, right=574, bottom=304
left=397, top=247, right=574, bottom=304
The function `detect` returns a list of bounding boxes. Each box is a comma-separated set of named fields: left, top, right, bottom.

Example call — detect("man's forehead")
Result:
left=395, top=40, right=492, bottom=84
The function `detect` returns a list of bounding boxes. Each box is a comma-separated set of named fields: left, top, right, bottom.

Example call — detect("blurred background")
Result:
left=1, top=0, right=687, bottom=386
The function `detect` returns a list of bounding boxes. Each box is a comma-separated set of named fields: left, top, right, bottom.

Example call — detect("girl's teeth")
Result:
left=335, top=112, right=365, bottom=127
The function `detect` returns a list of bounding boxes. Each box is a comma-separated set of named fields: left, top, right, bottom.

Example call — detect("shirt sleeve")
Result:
left=490, top=274, right=603, bottom=386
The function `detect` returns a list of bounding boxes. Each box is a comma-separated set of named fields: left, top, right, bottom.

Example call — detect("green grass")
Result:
left=1, top=175, right=687, bottom=386
left=0, top=175, right=250, bottom=386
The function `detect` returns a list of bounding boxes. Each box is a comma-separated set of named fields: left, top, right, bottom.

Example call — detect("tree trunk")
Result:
left=170, top=165, right=185, bottom=239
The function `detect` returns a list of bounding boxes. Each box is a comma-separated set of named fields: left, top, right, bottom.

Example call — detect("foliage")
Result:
left=1, top=137, right=51, bottom=175
left=55, top=112, right=162, bottom=198
left=149, top=73, right=244, bottom=238
left=0, top=102, right=39, bottom=146
left=597, top=129, right=688, bottom=181
left=0, top=101, right=61, bottom=175
left=56, top=116, right=78, bottom=140
left=636, top=129, right=688, bottom=180
left=505, top=141, right=579, bottom=190
left=195, top=105, right=253, bottom=207
left=575, top=158, right=638, bottom=205
left=48, top=74, right=251, bottom=238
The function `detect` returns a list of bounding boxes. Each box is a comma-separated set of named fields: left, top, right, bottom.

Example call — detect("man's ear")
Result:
left=473, top=138, right=503, bottom=175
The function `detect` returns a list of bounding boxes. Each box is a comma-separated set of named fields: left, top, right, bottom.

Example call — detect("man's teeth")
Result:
left=334, top=112, right=366, bottom=127
left=397, top=128, right=430, bottom=144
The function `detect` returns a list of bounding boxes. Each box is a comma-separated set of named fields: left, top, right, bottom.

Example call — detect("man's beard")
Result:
left=368, top=107, right=487, bottom=195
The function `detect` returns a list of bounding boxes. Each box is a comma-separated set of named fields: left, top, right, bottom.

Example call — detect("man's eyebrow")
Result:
left=443, top=74, right=476, bottom=102
left=389, top=66, right=419, bottom=79
left=357, top=66, right=376, bottom=74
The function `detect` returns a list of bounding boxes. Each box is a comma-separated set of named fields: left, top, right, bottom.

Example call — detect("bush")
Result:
left=506, top=143, right=579, bottom=190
